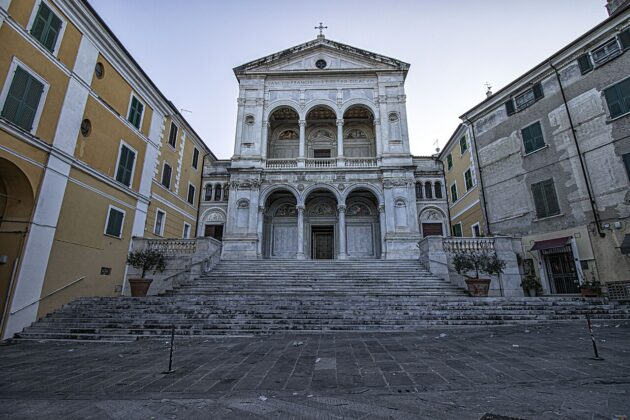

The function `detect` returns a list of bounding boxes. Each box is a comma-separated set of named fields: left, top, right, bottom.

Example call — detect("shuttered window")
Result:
left=168, top=122, right=178, bottom=147
left=531, top=179, right=560, bottom=219
left=446, top=154, right=453, bottom=170
left=187, top=184, right=195, bottom=205
left=115, top=144, right=135, bottom=187
left=577, top=54, right=593, bottom=75
left=1, top=66, right=45, bottom=131
left=154, top=210, right=165, bottom=236
left=452, top=223, right=463, bottom=237
left=505, top=99, right=516, bottom=116
left=161, top=163, right=172, bottom=189
left=464, top=169, right=474, bottom=190
left=603, top=78, right=630, bottom=119
left=192, top=148, right=199, bottom=169
left=450, top=183, right=458, bottom=202
left=30, top=2, right=63, bottom=53
left=521, top=121, right=546, bottom=154
left=105, top=207, right=124, bottom=238
left=127, top=95, right=144, bottom=129
left=620, top=28, right=630, bottom=50
left=459, top=136, right=467, bottom=154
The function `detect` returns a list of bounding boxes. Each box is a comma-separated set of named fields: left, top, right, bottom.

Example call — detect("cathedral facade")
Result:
left=200, top=35, right=449, bottom=260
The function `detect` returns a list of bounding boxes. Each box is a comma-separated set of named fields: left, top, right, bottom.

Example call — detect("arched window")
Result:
left=214, top=184, right=222, bottom=201
left=424, top=181, right=433, bottom=199
left=434, top=181, right=443, bottom=199
left=204, top=184, right=212, bottom=201
left=223, top=185, right=229, bottom=201
left=415, top=182, right=423, bottom=200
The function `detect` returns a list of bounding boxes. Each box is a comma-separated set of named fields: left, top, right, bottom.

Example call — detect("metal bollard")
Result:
left=163, top=326, right=176, bottom=373
left=585, top=314, right=604, bottom=361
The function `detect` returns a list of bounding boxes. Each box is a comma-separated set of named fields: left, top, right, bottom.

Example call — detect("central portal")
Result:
left=312, top=226, right=334, bottom=259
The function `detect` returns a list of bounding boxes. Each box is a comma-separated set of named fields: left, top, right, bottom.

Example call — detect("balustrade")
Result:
left=442, top=238, right=495, bottom=253
left=146, top=239, right=197, bottom=255
left=265, top=159, right=298, bottom=169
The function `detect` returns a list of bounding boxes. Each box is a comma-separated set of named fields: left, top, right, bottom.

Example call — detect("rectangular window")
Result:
left=472, top=223, right=481, bottom=237
left=1, top=66, right=45, bottom=132
left=592, top=38, right=622, bottom=66
left=521, top=121, right=546, bottom=154
left=514, top=82, right=543, bottom=111
left=314, top=149, right=331, bottom=158
left=192, top=148, right=200, bottom=169
left=459, top=136, right=468, bottom=155
left=161, top=163, right=172, bottom=189
left=127, top=95, right=144, bottom=129
left=154, top=210, right=165, bottom=236
left=446, top=154, right=453, bottom=170
left=115, top=143, right=136, bottom=187
left=30, top=1, right=63, bottom=53
left=450, top=183, right=458, bottom=202
left=187, top=184, right=195, bottom=205
left=577, top=54, right=593, bottom=75
left=603, top=78, right=630, bottom=119
left=105, top=206, right=124, bottom=238
left=464, top=169, right=474, bottom=190
left=168, top=122, right=178, bottom=148
left=620, top=28, right=630, bottom=50
left=452, top=223, right=462, bottom=237
left=505, top=99, right=516, bottom=116
left=531, top=179, right=560, bottom=219
left=183, top=223, right=191, bottom=239
left=623, top=153, right=630, bottom=181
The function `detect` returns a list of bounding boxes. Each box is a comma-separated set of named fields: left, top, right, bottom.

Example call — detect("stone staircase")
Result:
left=13, top=260, right=630, bottom=342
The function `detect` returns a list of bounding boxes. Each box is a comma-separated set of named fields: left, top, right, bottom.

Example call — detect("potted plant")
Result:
left=579, top=276, right=601, bottom=297
left=126, top=249, right=166, bottom=297
left=452, top=251, right=506, bottom=297
left=521, top=276, right=541, bottom=297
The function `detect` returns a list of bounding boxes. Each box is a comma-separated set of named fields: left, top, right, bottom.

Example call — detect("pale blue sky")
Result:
left=90, top=0, right=608, bottom=158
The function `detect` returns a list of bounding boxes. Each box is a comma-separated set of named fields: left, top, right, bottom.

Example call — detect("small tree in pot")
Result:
left=452, top=251, right=506, bottom=297
left=126, top=249, right=166, bottom=297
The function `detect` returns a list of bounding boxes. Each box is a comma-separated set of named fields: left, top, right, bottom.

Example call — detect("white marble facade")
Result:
left=201, top=35, right=449, bottom=260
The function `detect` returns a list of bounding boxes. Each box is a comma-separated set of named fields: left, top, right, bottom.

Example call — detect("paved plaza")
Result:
left=1, top=322, right=629, bottom=419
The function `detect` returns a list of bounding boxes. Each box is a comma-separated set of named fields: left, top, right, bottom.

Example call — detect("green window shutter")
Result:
left=187, top=185, right=195, bottom=204
left=1, top=67, right=44, bottom=131
left=532, top=83, right=544, bottom=101
left=162, top=164, right=172, bottom=188
left=447, top=154, right=452, bottom=169
left=459, top=137, right=467, bottom=154
left=168, top=122, right=178, bottom=147
left=465, top=170, right=473, bottom=190
left=450, top=184, right=458, bottom=202
left=116, top=145, right=135, bottom=186
left=43, top=13, right=62, bottom=52
left=452, top=224, right=462, bottom=237
left=31, top=2, right=62, bottom=53
left=505, top=99, right=516, bottom=116
left=577, top=54, right=593, bottom=75
left=106, top=209, right=124, bottom=237
left=604, top=79, right=630, bottom=118
left=623, top=153, right=630, bottom=180
left=543, top=180, right=560, bottom=216
left=128, top=96, right=143, bottom=129
left=522, top=122, right=545, bottom=153
left=531, top=182, right=547, bottom=218
left=192, top=148, right=199, bottom=169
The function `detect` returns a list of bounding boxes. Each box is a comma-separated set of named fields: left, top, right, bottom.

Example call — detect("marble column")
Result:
left=261, top=121, right=269, bottom=160
left=338, top=204, right=347, bottom=259
left=374, top=120, right=382, bottom=159
left=379, top=204, right=387, bottom=259
left=298, top=120, right=306, bottom=168
left=256, top=205, right=264, bottom=258
left=297, top=205, right=305, bottom=259
left=336, top=119, right=344, bottom=166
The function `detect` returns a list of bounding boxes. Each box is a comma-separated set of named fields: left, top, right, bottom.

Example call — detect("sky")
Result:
left=89, top=0, right=608, bottom=158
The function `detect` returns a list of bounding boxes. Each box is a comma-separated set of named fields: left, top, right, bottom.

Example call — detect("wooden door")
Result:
left=313, top=231, right=334, bottom=259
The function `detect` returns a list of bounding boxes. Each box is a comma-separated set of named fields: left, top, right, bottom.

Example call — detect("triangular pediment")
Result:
left=234, top=38, right=409, bottom=76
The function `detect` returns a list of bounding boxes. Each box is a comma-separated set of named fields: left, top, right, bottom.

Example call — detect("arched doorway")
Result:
left=0, top=158, right=35, bottom=332
left=344, top=189, right=381, bottom=258
left=419, top=207, right=447, bottom=237
left=263, top=189, right=298, bottom=258
left=304, top=188, right=339, bottom=259
left=201, top=208, right=226, bottom=240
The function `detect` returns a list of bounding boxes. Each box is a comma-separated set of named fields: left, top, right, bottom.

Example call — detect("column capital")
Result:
left=258, top=205, right=265, bottom=213
left=373, top=119, right=381, bottom=126
left=299, top=119, right=306, bottom=127
left=337, top=204, right=347, bottom=213
left=263, top=120, right=270, bottom=127
left=378, top=204, right=385, bottom=213
left=296, top=205, right=305, bottom=213
left=336, top=119, right=344, bottom=126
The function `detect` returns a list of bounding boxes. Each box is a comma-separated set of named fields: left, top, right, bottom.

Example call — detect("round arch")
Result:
left=264, top=102, right=302, bottom=122
left=303, top=101, right=340, bottom=120
left=340, top=183, right=383, bottom=206
left=199, top=206, right=227, bottom=223
left=260, top=184, right=301, bottom=207
left=418, top=205, right=448, bottom=237
left=300, top=183, right=341, bottom=206
left=340, top=100, right=378, bottom=119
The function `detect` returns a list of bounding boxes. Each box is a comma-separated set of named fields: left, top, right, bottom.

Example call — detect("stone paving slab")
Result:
left=1, top=322, right=629, bottom=419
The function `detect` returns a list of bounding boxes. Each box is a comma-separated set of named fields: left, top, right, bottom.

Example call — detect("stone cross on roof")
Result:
left=314, top=22, right=328, bottom=38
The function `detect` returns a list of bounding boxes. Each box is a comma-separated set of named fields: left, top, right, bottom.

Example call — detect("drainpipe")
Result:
left=437, top=159, right=453, bottom=236
left=463, top=116, right=492, bottom=236
left=549, top=60, right=605, bottom=238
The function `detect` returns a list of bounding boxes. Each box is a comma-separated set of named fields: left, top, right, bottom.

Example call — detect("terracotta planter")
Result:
left=465, top=278, right=491, bottom=297
left=129, top=278, right=153, bottom=297
left=580, top=287, right=600, bottom=297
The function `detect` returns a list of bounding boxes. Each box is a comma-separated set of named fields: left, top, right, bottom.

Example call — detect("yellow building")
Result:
left=438, top=124, right=486, bottom=237
left=0, top=0, right=212, bottom=339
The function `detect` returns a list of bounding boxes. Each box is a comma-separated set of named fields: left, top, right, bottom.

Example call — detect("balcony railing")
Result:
left=264, top=157, right=378, bottom=169
left=146, top=239, right=197, bottom=255
left=442, top=238, right=495, bottom=253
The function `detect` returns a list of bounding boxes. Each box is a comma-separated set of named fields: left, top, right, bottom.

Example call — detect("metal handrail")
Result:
left=159, top=246, right=222, bottom=283
left=10, top=276, right=87, bottom=315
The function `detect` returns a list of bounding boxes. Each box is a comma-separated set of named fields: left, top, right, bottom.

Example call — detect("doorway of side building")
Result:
left=542, top=246, right=579, bottom=294
left=312, top=226, right=334, bottom=259
left=204, top=224, right=224, bottom=241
